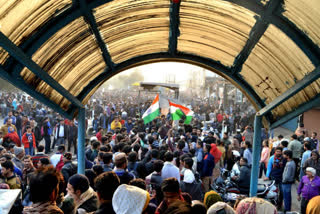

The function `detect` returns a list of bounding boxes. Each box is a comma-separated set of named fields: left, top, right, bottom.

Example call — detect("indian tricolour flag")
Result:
left=142, top=94, right=160, bottom=124
left=169, top=101, right=194, bottom=124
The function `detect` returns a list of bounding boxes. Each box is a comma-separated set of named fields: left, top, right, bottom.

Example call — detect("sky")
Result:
left=103, top=62, right=217, bottom=89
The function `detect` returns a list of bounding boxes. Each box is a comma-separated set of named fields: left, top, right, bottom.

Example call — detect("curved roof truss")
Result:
left=0, top=0, right=319, bottom=127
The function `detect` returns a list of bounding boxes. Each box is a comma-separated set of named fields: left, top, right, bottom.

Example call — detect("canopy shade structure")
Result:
left=0, top=0, right=319, bottom=127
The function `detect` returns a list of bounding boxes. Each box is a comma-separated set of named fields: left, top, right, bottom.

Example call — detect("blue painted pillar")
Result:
left=77, top=107, right=85, bottom=174
left=250, top=114, right=262, bottom=196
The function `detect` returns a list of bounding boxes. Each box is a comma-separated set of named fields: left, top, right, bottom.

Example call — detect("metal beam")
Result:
left=270, top=93, right=320, bottom=129
left=5, top=0, right=320, bottom=77
left=77, top=107, right=85, bottom=174
left=231, top=0, right=283, bottom=74
left=250, top=115, right=262, bottom=196
left=258, top=66, right=320, bottom=116
left=270, top=15, right=320, bottom=66
left=77, top=52, right=266, bottom=110
left=168, top=0, right=181, bottom=55
left=0, top=66, right=72, bottom=119
left=78, top=0, right=115, bottom=70
left=0, top=31, right=84, bottom=108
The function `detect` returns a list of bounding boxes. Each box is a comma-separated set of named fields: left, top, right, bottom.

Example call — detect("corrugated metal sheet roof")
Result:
left=0, top=0, right=319, bottom=124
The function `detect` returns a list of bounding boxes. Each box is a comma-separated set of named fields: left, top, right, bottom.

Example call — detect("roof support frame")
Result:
left=270, top=93, right=320, bottom=129
left=0, top=31, right=84, bottom=108
left=258, top=66, right=320, bottom=116
left=4, top=0, right=320, bottom=79
left=231, top=0, right=283, bottom=74
left=0, top=66, right=72, bottom=119
left=77, top=0, right=115, bottom=70
left=0, top=0, right=318, bottom=123
left=169, top=0, right=181, bottom=55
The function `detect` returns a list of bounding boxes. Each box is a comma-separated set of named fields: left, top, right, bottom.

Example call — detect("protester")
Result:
left=201, top=144, right=215, bottom=193
left=282, top=150, right=296, bottom=213
left=94, top=171, right=120, bottom=214
left=22, top=125, right=37, bottom=156
left=0, top=160, right=21, bottom=189
left=297, top=167, right=320, bottom=214
left=112, top=184, right=150, bottom=214
left=235, top=197, right=277, bottom=214
left=259, top=139, right=270, bottom=178
left=113, top=152, right=135, bottom=184
left=303, top=150, right=320, bottom=176
left=61, top=152, right=77, bottom=183
left=23, top=166, right=63, bottom=214
left=306, top=195, right=320, bottom=214
left=66, top=174, right=98, bottom=213
left=162, top=151, right=180, bottom=182
left=32, top=145, right=48, bottom=168
left=207, top=201, right=235, bottom=214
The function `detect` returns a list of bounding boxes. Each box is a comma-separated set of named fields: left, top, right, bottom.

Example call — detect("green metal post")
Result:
left=250, top=114, right=262, bottom=196
left=77, top=107, right=85, bottom=174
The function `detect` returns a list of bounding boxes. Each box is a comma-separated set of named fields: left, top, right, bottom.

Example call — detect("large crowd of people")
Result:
left=0, top=90, right=320, bottom=214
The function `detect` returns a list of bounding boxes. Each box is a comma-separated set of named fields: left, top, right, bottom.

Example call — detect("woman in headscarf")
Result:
left=207, top=202, right=235, bottom=214
left=203, top=190, right=222, bottom=209
left=306, top=195, right=320, bottom=214
left=210, top=143, right=222, bottom=180
left=235, top=197, right=277, bottom=214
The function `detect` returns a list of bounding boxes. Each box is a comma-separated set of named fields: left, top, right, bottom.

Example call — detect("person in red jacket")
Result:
left=22, top=125, right=36, bottom=156
left=3, top=126, right=21, bottom=147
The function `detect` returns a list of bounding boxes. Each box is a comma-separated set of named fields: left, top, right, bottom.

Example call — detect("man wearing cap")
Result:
left=113, top=152, right=134, bottom=184
left=12, top=146, right=25, bottom=170
left=297, top=167, right=320, bottom=214
left=66, top=174, right=98, bottom=213
left=61, top=152, right=77, bottom=184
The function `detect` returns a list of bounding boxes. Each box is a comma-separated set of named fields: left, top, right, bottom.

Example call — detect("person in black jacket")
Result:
left=30, top=119, right=42, bottom=149
left=67, top=120, right=78, bottom=154
left=113, top=153, right=134, bottom=184
left=232, top=157, right=251, bottom=194
left=67, top=174, right=98, bottom=214
left=61, top=152, right=77, bottom=184
left=42, top=117, right=52, bottom=154
left=94, top=171, right=120, bottom=214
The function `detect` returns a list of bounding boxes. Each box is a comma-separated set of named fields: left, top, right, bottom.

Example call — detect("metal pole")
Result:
left=77, top=107, right=85, bottom=174
left=250, top=114, right=262, bottom=196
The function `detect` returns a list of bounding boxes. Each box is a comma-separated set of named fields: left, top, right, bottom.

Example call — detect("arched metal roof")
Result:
left=0, top=0, right=320, bottom=127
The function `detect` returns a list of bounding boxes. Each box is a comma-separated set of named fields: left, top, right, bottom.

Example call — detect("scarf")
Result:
left=236, top=197, right=277, bottom=214
left=74, top=187, right=96, bottom=210
left=210, top=144, right=222, bottom=163
left=23, top=201, right=63, bottom=214
left=272, top=154, right=283, bottom=169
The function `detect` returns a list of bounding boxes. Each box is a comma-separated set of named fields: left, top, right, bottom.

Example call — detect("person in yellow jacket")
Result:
left=0, top=118, right=17, bottom=136
left=111, top=116, right=122, bottom=131
left=0, top=160, right=21, bottom=189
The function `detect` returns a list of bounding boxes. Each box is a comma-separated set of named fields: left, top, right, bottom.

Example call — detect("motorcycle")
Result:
left=211, top=168, right=279, bottom=206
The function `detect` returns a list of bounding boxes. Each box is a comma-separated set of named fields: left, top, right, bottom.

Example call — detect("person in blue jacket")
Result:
left=265, top=146, right=286, bottom=209
left=201, top=143, right=215, bottom=193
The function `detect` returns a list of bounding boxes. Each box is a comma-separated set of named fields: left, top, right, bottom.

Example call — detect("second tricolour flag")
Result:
left=169, top=101, right=194, bottom=124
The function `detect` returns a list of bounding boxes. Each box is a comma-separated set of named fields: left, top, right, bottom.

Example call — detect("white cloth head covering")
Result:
left=112, top=184, right=150, bottom=214
left=306, top=167, right=317, bottom=176
left=207, top=202, right=235, bottom=214
left=183, top=169, right=195, bottom=183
